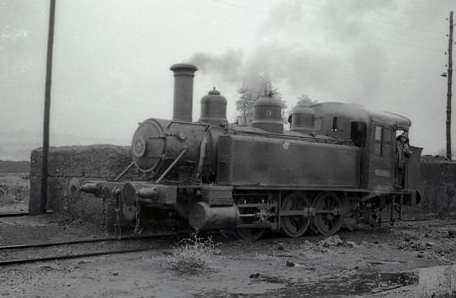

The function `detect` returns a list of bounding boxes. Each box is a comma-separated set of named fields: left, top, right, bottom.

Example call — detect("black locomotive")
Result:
left=68, top=63, right=422, bottom=239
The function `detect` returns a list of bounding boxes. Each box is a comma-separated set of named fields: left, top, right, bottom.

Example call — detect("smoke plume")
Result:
left=189, top=48, right=244, bottom=83
left=187, top=0, right=445, bottom=106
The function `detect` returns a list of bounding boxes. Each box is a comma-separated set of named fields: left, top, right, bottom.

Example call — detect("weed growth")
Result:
left=166, top=232, right=220, bottom=274
left=0, top=174, right=29, bottom=204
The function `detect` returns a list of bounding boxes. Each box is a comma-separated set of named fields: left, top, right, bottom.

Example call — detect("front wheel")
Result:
left=234, top=228, right=265, bottom=241
left=234, top=196, right=267, bottom=240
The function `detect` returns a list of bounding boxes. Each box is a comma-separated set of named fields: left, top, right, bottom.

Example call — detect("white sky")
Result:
left=0, top=0, right=455, bottom=155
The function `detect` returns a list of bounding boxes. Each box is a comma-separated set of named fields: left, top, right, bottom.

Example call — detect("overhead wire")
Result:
left=209, top=0, right=446, bottom=38
left=207, top=0, right=447, bottom=53
left=298, top=0, right=447, bottom=21
left=369, top=36, right=444, bottom=53
left=383, top=4, right=449, bottom=20
left=208, top=0, right=271, bottom=15
left=368, top=16, right=445, bottom=36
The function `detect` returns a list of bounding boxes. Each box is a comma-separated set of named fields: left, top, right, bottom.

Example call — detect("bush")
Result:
left=166, top=232, right=220, bottom=274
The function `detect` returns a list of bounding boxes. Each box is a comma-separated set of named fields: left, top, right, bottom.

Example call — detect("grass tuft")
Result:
left=165, top=232, right=220, bottom=274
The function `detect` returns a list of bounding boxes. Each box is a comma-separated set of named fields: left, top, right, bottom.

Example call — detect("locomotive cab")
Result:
left=311, top=102, right=421, bottom=202
left=363, top=113, right=421, bottom=195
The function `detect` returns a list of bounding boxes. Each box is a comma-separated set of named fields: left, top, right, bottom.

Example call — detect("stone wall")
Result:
left=418, top=161, right=456, bottom=214
left=29, top=145, right=456, bottom=230
left=29, top=145, right=136, bottom=231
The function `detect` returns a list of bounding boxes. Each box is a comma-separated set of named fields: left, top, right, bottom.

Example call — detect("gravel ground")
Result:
left=1, top=175, right=456, bottom=297
left=0, top=174, right=29, bottom=214
left=0, top=215, right=456, bottom=298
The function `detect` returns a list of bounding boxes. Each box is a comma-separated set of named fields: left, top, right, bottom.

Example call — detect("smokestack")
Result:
left=170, top=63, right=198, bottom=122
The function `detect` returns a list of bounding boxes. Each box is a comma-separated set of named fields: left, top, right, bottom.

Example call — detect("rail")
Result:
left=0, top=212, right=29, bottom=218
left=0, top=231, right=182, bottom=267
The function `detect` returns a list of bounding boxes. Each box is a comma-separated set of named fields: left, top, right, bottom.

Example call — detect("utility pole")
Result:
left=40, top=0, right=56, bottom=213
left=446, top=11, right=454, bottom=160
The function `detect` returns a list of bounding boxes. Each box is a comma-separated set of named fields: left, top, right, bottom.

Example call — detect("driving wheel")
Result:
left=313, top=192, right=342, bottom=236
left=281, top=192, right=311, bottom=238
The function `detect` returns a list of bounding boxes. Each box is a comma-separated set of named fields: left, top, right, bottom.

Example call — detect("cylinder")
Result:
left=80, top=183, right=100, bottom=195
left=137, top=187, right=158, bottom=200
left=170, top=63, right=198, bottom=122
left=188, top=202, right=239, bottom=231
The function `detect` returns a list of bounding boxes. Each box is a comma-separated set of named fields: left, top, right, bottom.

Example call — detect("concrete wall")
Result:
left=29, top=145, right=136, bottom=231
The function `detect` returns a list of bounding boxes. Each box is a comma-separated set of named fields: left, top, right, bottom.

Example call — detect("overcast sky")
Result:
left=0, top=0, right=455, bottom=154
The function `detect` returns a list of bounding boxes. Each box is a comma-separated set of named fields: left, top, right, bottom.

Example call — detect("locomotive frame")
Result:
left=68, top=63, right=422, bottom=239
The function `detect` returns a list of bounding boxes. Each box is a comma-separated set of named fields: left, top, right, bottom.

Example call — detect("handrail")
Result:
left=155, top=148, right=188, bottom=184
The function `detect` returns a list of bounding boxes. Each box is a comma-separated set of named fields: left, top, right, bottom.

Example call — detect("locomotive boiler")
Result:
left=68, top=63, right=422, bottom=239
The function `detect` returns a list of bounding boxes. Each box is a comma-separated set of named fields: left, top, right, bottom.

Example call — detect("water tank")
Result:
left=290, top=101, right=315, bottom=132
left=199, top=88, right=228, bottom=127
left=251, top=95, right=284, bottom=133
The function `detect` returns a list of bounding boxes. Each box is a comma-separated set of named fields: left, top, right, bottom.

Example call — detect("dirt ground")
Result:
left=1, top=175, right=456, bottom=298
left=0, top=173, right=29, bottom=214
left=1, top=216, right=456, bottom=298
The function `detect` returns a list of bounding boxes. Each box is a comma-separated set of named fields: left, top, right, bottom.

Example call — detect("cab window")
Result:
left=350, top=121, right=367, bottom=147
left=331, top=117, right=345, bottom=132
left=374, top=126, right=382, bottom=155
left=314, top=118, right=322, bottom=131
left=374, top=125, right=393, bottom=157
left=383, top=127, right=393, bottom=157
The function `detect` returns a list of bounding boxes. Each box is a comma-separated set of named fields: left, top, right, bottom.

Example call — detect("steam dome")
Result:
left=199, top=88, right=228, bottom=127
left=290, top=101, right=315, bottom=132
left=251, top=95, right=284, bottom=133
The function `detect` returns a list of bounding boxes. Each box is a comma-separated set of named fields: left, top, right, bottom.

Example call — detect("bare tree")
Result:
left=235, top=81, right=256, bottom=125
left=296, top=94, right=318, bottom=106
left=286, top=94, right=318, bottom=117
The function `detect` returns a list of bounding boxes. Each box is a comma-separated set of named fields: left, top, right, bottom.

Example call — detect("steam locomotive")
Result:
left=68, top=63, right=422, bottom=239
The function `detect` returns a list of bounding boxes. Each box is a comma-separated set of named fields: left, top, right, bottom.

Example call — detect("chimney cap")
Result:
left=170, top=63, right=198, bottom=72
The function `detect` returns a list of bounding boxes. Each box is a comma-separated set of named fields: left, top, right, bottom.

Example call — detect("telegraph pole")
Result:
left=40, top=0, right=56, bottom=213
left=446, top=11, right=454, bottom=160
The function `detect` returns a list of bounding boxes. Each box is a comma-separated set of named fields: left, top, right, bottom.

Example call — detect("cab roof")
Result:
left=311, top=102, right=411, bottom=129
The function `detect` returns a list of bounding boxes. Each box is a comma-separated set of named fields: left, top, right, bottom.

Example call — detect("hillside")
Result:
left=0, top=160, right=30, bottom=173
left=0, top=130, right=128, bottom=161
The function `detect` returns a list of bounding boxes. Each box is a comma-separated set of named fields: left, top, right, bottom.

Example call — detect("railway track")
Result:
left=0, top=212, right=29, bottom=218
left=1, top=215, right=453, bottom=267
left=0, top=232, right=180, bottom=267
left=382, top=215, right=455, bottom=224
